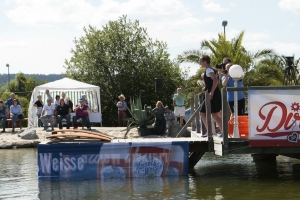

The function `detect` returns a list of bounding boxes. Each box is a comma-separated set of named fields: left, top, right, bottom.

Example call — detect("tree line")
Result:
left=0, top=74, right=64, bottom=84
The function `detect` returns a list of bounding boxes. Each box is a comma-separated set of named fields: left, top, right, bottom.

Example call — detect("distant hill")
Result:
left=0, top=74, right=65, bottom=84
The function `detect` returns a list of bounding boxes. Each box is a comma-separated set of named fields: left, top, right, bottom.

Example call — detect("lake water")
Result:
left=1, top=148, right=300, bottom=200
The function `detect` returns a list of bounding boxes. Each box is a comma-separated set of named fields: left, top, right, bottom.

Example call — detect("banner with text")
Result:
left=249, top=89, right=300, bottom=147
left=38, top=142, right=189, bottom=180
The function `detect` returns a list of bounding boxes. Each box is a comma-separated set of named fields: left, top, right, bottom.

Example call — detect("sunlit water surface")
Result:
left=1, top=148, right=300, bottom=200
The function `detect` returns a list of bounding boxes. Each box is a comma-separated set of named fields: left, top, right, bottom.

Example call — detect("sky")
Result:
left=0, top=0, right=300, bottom=77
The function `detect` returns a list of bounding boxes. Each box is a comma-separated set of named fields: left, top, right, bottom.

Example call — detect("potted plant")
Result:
left=124, top=95, right=155, bottom=137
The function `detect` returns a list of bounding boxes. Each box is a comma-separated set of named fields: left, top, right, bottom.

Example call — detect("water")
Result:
left=1, top=149, right=300, bottom=200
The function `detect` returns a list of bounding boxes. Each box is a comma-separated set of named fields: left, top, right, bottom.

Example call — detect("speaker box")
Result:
left=155, top=78, right=163, bottom=92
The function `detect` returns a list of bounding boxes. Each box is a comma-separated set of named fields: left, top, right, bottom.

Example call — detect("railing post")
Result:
left=195, top=94, right=201, bottom=133
left=205, top=91, right=212, bottom=137
left=200, top=94, right=206, bottom=134
left=222, top=87, right=228, bottom=152
left=191, top=95, right=195, bottom=131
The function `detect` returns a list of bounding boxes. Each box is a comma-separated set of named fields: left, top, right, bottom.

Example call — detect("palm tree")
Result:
left=178, top=31, right=274, bottom=72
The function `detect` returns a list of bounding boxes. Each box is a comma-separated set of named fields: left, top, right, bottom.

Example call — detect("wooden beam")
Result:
left=191, top=95, right=195, bottom=131
left=189, top=152, right=205, bottom=169
left=221, top=87, right=229, bottom=153
left=195, top=94, right=201, bottom=133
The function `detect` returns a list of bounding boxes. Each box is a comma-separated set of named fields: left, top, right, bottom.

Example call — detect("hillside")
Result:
left=0, top=74, right=64, bottom=84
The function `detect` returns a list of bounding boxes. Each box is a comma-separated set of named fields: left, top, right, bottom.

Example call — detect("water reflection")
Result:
left=38, top=176, right=190, bottom=200
left=1, top=149, right=300, bottom=200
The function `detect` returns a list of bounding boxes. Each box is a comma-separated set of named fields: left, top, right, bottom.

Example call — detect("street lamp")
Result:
left=229, top=65, right=244, bottom=138
left=222, top=20, right=228, bottom=36
left=6, top=64, right=10, bottom=84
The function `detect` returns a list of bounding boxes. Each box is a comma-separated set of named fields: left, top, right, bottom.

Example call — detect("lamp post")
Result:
left=222, top=20, right=228, bottom=36
left=6, top=64, right=10, bottom=84
left=229, top=65, right=244, bottom=138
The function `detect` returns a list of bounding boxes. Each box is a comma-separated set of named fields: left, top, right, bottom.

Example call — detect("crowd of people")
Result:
left=116, top=55, right=245, bottom=137
left=0, top=91, right=93, bottom=133
left=33, top=91, right=91, bottom=131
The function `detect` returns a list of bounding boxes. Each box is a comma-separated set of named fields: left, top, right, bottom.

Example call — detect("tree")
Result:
left=178, top=31, right=274, bottom=72
left=65, top=16, right=185, bottom=126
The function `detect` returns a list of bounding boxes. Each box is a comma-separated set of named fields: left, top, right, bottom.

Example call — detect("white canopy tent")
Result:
left=28, top=78, right=102, bottom=127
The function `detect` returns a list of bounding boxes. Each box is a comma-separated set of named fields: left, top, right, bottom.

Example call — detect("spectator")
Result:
left=33, top=95, right=44, bottom=127
left=173, top=88, right=186, bottom=126
left=66, top=97, right=74, bottom=112
left=82, top=94, right=88, bottom=105
left=41, top=98, right=56, bottom=131
left=10, top=99, right=23, bottom=132
left=153, top=101, right=166, bottom=135
left=116, top=94, right=127, bottom=127
left=45, top=90, right=53, bottom=102
left=164, top=106, right=175, bottom=136
left=61, top=92, right=68, bottom=104
left=73, top=98, right=91, bottom=130
left=222, top=63, right=245, bottom=117
left=5, top=93, right=20, bottom=115
left=54, top=95, right=60, bottom=108
left=56, top=98, right=71, bottom=129
left=0, top=100, right=8, bottom=132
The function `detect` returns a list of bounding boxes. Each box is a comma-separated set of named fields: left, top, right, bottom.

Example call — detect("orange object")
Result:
left=228, top=116, right=249, bottom=138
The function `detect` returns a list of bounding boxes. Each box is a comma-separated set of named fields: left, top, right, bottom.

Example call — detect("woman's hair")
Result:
left=0, top=100, right=3, bottom=103
left=13, top=99, right=18, bottom=103
left=200, top=55, right=211, bottom=64
left=156, top=101, right=164, bottom=108
left=59, top=98, right=65, bottom=104
left=56, top=95, right=60, bottom=99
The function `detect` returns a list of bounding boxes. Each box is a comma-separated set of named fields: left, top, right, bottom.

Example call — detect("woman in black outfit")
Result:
left=199, top=55, right=223, bottom=137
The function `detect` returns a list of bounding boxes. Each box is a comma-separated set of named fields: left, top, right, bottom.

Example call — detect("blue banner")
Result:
left=38, top=142, right=189, bottom=180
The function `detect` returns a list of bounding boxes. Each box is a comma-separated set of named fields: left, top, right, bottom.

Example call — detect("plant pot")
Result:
left=138, top=127, right=154, bottom=136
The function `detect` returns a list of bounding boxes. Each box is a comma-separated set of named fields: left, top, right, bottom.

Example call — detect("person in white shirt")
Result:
left=40, top=98, right=56, bottom=131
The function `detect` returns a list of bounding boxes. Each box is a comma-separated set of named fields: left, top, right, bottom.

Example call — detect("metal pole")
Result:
left=224, top=26, right=225, bottom=36
left=233, top=79, right=239, bottom=138
left=7, top=66, right=10, bottom=83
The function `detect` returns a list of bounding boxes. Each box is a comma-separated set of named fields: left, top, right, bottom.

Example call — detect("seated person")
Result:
left=73, top=98, right=91, bottom=130
left=0, top=100, right=8, bottom=132
left=41, top=98, right=56, bottom=131
left=56, top=98, right=71, bottom=129
left=5, top=93, right=21, bottom=118
left=10, top=99, right=23, bottom=132
left=164, top=106, right=175, bottom=136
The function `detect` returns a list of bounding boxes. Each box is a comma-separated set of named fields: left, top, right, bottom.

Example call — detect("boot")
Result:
left=1, top=129, right=5, bottom=133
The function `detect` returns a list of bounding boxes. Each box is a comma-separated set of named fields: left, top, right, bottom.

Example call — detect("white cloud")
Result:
left=279, top=0, right=300, bottom=14
left=203, top=0, right=226, bottom=12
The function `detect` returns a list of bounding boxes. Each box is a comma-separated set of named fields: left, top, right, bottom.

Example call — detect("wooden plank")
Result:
left=52, top=129, right=111, bottom=139
left=191, top=96, right=195, bottom=131
left=221, top=87, right=228, bottom=153
left=47, top=133, right=111, bottom=141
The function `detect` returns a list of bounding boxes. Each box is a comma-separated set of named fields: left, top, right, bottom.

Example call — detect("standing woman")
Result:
left=116, top=94, right=127, bottom=127
left=10, top=99, right=23, bottom=132
left=222, top=63, right=245, bottom=116
left=33, top=95, right=44, bottom=127
left=199, top=55, right=223, bottom=137
left=152, top=101, right=166, bottom=135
